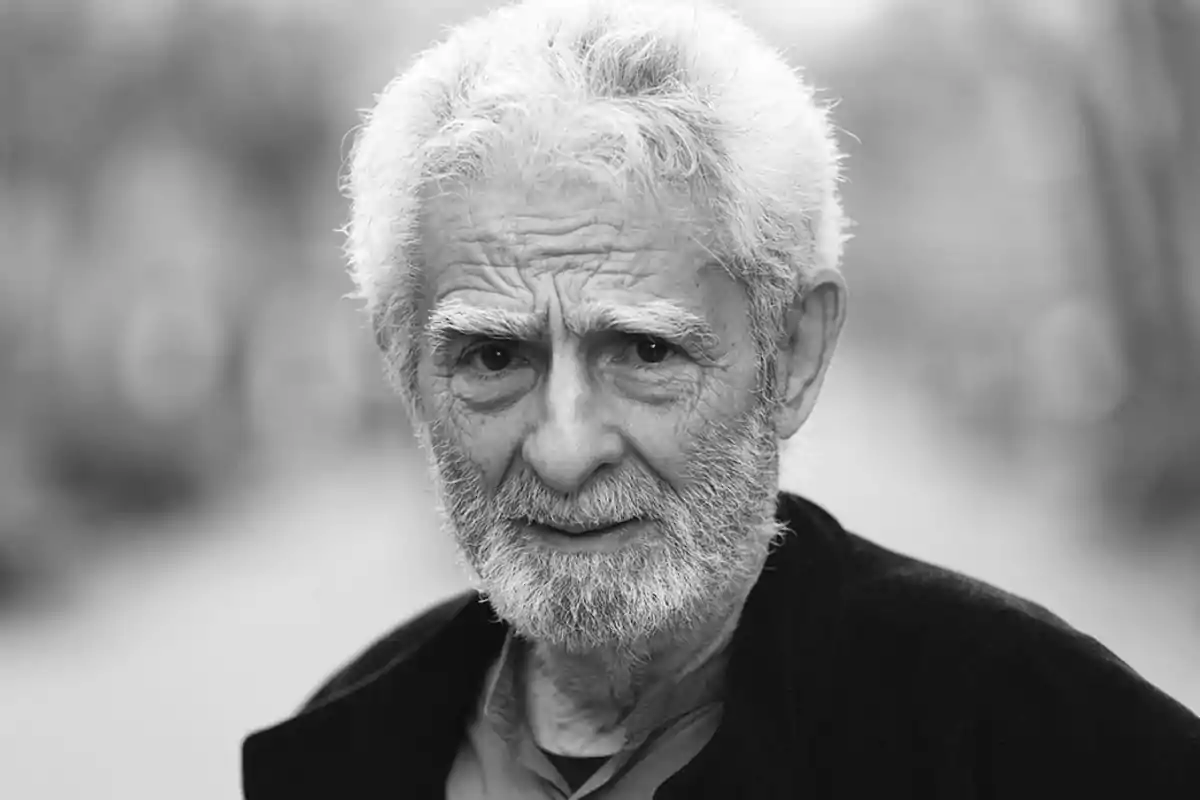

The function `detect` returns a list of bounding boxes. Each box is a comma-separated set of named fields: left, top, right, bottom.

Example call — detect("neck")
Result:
left=522, top=597, right=745, bottom=757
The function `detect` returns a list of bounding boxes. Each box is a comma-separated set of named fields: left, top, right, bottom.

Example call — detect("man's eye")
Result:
left=462, top=341, right=519, bottom=372
left=631, top=336, right=677, bottom=365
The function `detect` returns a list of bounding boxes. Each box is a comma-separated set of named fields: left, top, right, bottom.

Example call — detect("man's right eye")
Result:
left=461, top=341, right=519, bottom=373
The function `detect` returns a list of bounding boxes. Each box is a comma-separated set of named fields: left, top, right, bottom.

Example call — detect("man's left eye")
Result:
left=630, top=336, right=677, bottom=365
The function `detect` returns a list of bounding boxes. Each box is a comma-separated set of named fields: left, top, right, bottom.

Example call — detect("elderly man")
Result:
left=242, top=0, right=1200, bottom=797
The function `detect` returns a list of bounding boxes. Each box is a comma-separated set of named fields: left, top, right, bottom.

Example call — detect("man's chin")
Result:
left=495, top=608, right=662, bottom=653
left=468, top=567, right=652, bottom=644
left=475, top=572, right=708, bottom=654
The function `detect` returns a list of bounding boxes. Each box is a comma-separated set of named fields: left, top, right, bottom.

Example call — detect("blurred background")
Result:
left=2, top=0, right=1199, bottom=796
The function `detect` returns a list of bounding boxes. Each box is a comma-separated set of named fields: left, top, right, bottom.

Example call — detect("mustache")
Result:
left=489, top=467, right=676, bottom=529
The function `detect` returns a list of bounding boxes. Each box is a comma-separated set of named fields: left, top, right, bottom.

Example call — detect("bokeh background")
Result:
left=3, top=0, right=1199, bottom=797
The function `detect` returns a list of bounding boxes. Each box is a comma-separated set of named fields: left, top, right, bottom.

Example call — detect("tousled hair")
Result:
left=344, top=0, right=848, bottom=416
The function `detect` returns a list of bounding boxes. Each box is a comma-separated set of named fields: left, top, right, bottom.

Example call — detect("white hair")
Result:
left=344, top=0, right=848, bottom=412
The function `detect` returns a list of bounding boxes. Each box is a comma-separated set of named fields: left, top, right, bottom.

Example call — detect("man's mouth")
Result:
left=522, top=518, right=636, bottom=536
left=515, top=516, right=649, bottom=553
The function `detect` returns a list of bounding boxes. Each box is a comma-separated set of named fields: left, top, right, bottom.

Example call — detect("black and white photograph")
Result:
left=3, top=0, right=1200, bottom=797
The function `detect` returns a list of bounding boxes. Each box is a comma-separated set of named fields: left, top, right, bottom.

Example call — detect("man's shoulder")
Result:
left=837, top=534, right=1079, bottom=647
left=302, top=590, right=479, bottom=712
left=781, top=495, right=1082, bottom=653
left=830, top=529, right=1129, bottom=680
left=819, top=525, right=1200, bottom=754
left=770, top=495, right=1200, bottom=791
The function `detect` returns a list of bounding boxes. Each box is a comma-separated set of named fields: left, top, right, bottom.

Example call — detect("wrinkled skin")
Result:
left=409, top=169, right=844, bottom=751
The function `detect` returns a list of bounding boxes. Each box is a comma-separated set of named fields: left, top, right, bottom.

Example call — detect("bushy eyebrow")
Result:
left=426, top=301, right=544, bottom=353
left=424, top=297, right=720, bottom=356
left=568, top=300, right=719, bottom=353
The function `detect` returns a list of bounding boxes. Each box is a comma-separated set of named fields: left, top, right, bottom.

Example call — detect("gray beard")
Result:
left=420, top=404, right=784, bottom=654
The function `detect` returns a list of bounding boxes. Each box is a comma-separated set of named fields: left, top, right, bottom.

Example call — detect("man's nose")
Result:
left=521, top=354, right=623, bottom=495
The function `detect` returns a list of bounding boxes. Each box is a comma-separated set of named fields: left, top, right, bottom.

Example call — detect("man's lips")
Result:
left=518, top=517, right=638, bottom=536
left=517, top=517, right=649, bottom=553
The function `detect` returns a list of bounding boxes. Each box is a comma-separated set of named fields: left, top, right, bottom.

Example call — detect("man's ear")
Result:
left=773, top=270, right=847, bottom=440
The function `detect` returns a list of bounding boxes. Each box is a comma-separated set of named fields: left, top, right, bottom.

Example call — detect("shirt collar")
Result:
left=478, top=625, right=731, bottom=756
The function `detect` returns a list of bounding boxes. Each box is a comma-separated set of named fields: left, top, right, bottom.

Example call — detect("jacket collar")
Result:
left=243, top=492, right=852, bottom=799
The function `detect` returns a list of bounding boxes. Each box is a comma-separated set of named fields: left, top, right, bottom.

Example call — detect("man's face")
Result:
left=411, top=171, right=783, bottom=652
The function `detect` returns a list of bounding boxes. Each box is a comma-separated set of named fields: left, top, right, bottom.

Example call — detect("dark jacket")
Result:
left=242, top=493, right=1200, bottom=798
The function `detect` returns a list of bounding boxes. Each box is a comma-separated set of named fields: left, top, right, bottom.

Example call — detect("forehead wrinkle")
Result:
left=454, top=221, right=657, bottom=265
left=504, top=208, right=628, bottom=236
left=445, top=197, right=676, bottom=259
left=424, top=180, right=716, bottom=278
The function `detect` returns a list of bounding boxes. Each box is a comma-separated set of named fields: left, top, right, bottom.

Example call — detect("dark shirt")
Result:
left=242, top=492, right=1200, bottom=799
